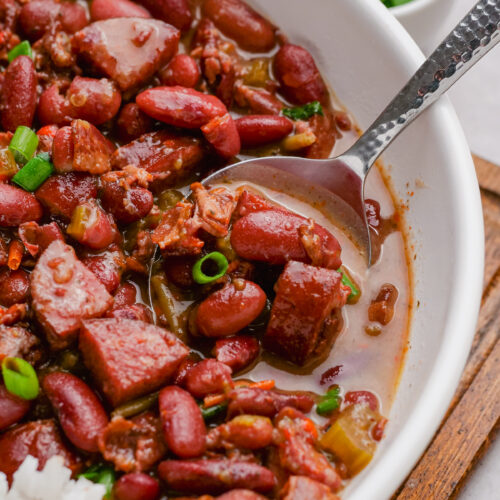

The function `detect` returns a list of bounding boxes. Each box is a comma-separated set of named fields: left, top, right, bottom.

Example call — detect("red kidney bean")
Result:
left=158, top=459, right=276, bottom=494
left=235, top=115, right=293, bottom=147
left=42, top=372, right=109, bottom=452
left=159, top=54, right=200, bottom=88
left=136, top=86, right=227, bottom=129
left=35, top=172, right=97, bottom=219
left=67, top=200, right=117, bottom=250
left=0, top=384, right=31, bottom=431
left=116, top=103, right=153, bottom=142
left=368, top=284, right=399, bottom=325
left=218, top=491, right=267, bottom=500
left=100, top=180, right=153, bottom=224
left=112, top=282, right=137, bottom=309
left=207, top=415, right=273, bottom=450
left=0, top=183, right=43, bottom=227
left=0, top=269, right=30, bottom=307
left=59, top=2, right=89, bottom=33
left=114, top=473, right=160, bottom=500
left=343, top=391, right=379, bottom=412
left=227, top=387, right=314, bottom=418
left=19, top=0, right=88, bottom=41
left=91, top=0, right=151, bottom=21
left=185, top=359, right=233, bottom=398
left=201, top=113, right=241, bottom=158
left=136, top=0, right=192, bottom=31
left=38, top=85, right=72, bottom=127
left=203, top=0, right=275, bottom=52
left=274, top=44, right=328, bottom=105
left=158, top=386, right=206, bottom=458
left=234, top=84, right=284, bottom=115
left=197, top=281, right=266, bottom=338
left=67, top=77, right=122, bottom=125
left=51, top=126, right=74, bottom=173
left=0, top=56, right=37, bottom=132
left=173, top=358, right=197, bottom=386
left=231, top=209, right=342, bottom=269
left=214, top=336, right=260, bottom=372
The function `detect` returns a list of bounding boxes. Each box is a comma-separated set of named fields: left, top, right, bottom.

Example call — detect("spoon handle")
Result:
left=347, top=0, right=500, bottom=172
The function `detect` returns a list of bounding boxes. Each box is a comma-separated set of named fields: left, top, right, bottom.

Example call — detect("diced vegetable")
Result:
left=281, top=131, right=317, bottom=151
left=316, top=387, right=341, bottom=416
left=7, top=41, right=32, bottom=63
left=151, top=275, right=183, bottom=336
left=12, top=154, right=54, bottom=191
left=192, top=251, right=229, bottom=284
left=7, top=240, right=24, bottom=270
left=339, top=266, right=361, bottom=303
left=320, top=404, right=379, bottom=475
left=381, top=0, right=413, bottom=7
left=66, top=204, right=94, bottom=241
left=0, top=149, right=18, bottom=181
left=1, top=357, right=39, bottom=400
left=283, top=101, right=323, bottom=121
left=78, top=464, right=115, bottom=499
left=8, top=126, right=39, bottom=165
left=200, top=402, right=228, bottom=421
left=111, top=391, right=159, bottom=419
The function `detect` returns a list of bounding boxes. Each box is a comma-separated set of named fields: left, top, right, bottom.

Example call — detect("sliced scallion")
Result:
left=2, top=357, right=39, bottom=400
left=12, top=154, right=54, bottom=191
left=192, top=251, right=229, bottom=284
left=7, top=41, right=32, bottom=63
left=8, top=126, right=39, bottom=165
left=316, top=387, right=341, bottom=416
left=339, top=266, right=360, bottom=304
left=200, top=402, right=228, bottom=421
left=78, top=464, right=115, bottom=499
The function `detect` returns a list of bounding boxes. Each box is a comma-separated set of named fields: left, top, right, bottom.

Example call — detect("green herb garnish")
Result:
left=8, top=126, right=39, bottom=165
left=283, top=101, right=324, bottom=121
left=192, top=251, right=229, bottom=285
left=78, top=464, right=115, bottom=499
left=338, top=266, right=361, bottom=304
left=316, top=387, right=341, bottom=416
left=8, top=41, right=32, bottom=62
left=200, top=403, right=228, bottom=421
left=2, top=357, right=39, bottom=400
left=12, top=154, right=54, bottom=191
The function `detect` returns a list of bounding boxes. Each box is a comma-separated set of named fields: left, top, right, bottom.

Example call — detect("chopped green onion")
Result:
left=192, top=251, right=229, bottom=285
left=8, top=41, right=33, bottom=63
left=111, top=391, right=159, bottom=419
left=316, top=387, right=341, bottom=416
left=200, top=402, right=228, bottom=421
left=1, top=357, right=39, bottom=400
left=283, top=101, right=324, bottom=121
left=78, top=464, right=115, bottom=499
left=12, top=154, right=54, bottom=191
left=8, top=126, right=39, bottom=165
left=381, top=0, right=413, bottom=6
left=339, top=266, right=360, bottom=304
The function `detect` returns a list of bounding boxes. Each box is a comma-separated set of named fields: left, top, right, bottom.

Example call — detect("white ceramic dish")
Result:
left=249, top=0, right=483, bottom=498
left=390, top=0, right=456, bottom=53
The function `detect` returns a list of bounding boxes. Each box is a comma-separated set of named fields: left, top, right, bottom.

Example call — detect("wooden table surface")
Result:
left=393, top=155, right=500, bottom=499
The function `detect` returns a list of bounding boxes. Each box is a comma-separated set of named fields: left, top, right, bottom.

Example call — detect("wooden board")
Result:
left=393, top=155, right=500, bottom=499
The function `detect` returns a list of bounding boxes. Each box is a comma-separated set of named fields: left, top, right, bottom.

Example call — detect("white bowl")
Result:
left=250, top=0, right=483, bottom=498
left=390, top=0, right=456, bottom=53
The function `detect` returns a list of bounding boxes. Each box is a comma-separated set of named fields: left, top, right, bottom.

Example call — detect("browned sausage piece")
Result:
left=264, top=262, right=349, bottom=365
left=0, top=420, right=81, bottom=483
left=73, top=18, right=180, bottom=91
left=368, top=284, right=399, bottom=325
left=0, top=326, right=41, bottom=364
left=158, top=458, right=276, bottom=494
left=80, top=318, right=188, bottom=406
left=31, top=240, right=113, bottom=349
left=184, top=359, right=232, bottom=399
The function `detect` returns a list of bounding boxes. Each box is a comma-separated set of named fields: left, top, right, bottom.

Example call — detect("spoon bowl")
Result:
left=206, top=0, right=499, bottom=265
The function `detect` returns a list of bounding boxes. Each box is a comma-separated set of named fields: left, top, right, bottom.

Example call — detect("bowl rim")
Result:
left=347, top=1, right=484, bottom=499
left=389, top=0, right=441, bottom=16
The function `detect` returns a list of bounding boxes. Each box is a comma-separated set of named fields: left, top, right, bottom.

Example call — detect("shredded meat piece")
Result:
left=0, top=325, right=41, bottom=363
left=191, top=182, right=236, bottom=237
left=151, top=202, right=204, bottom=256
left=101, top=165, right=153, bottom=189
left=98, top=412, right=166, bottom=472
left=298, top=220, right=340, bottom=269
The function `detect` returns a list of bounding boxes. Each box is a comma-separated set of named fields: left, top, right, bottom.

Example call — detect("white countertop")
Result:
left=398, top=0, right=500, bottom=498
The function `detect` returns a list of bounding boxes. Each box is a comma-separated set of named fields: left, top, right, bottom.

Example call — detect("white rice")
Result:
left=0, top=456, right=106, bottom=500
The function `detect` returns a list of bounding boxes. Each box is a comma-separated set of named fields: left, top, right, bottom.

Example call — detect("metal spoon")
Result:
left=202, top=0, right=500, bottom=265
